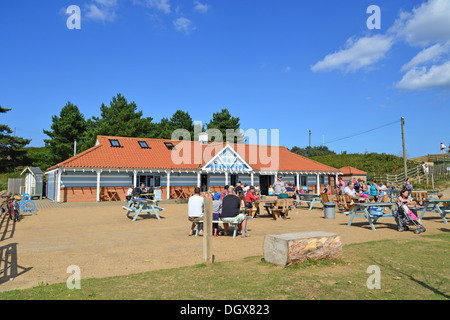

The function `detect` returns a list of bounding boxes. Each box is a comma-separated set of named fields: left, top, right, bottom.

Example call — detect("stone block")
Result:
left=263, top=231, right=342, bottom=267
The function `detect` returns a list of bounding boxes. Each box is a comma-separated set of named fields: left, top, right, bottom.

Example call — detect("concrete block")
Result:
left=263, top=231, right=342, bottom=267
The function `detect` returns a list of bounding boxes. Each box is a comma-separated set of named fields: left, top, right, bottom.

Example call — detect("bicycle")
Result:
left=19, top=193, right=36, bottom=213
left=1, top=193, right=22, bottom=222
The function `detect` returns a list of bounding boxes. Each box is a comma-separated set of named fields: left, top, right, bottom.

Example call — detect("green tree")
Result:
left=206, top=108, right=244, bottom=143
left=170, top=110, right=194, bottom=139
left=43, top=102, right=87, bottom=164
left=0, top=106, right=31, bottom=172
left=82, top=94, right=157, bottom=148
left=290, top=145, right=336, bottom=157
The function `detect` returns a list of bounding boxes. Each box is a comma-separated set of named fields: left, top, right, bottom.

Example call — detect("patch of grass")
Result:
left=0, top=234, right=448, bottom=300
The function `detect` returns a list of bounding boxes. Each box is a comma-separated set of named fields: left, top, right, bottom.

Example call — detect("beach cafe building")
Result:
left=44, top=135, right=342, bottom=203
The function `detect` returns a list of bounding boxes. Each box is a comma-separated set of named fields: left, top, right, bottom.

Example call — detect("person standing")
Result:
left=440, top=142, right=446, bottom=154
left=188, top=187, right=204, bottom=236
left=273, top=176, right=284, bottom=196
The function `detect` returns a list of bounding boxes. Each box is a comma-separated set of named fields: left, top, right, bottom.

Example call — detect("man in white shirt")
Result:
left=343, top=183, right=356, bottom=197
left=188, top=187, right=204, bottom=236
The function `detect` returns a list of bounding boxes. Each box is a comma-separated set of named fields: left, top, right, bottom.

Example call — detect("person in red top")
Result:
left=245, top=187, right=257, bottom=209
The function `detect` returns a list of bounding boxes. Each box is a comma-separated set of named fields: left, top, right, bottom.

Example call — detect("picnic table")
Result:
left=419, top=198, right=450, bottom=224
left=122, top=198, right=163, bottom=221
left=174, top=189, right=189, bottom=199
left=106, top=190, right=120, bottom=201
left=346, top=202, right=396, bottom=231
left=294, top=194, right=321, bottom=210
left=255, top=199, right=277, bottom=216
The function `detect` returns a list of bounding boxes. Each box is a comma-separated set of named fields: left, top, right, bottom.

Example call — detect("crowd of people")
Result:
left=174, top=174, right=424, bottom=237
left=187, top=177, right=304, bottom=238
left=335, top=177, right=396, bottom=202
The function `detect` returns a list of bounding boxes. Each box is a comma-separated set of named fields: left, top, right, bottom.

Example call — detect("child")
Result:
left=268, top=185, right=274, bottom=196
left=212, top=192, right=222, bottom=237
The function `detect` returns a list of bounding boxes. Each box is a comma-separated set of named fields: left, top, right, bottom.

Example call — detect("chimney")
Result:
left=199, top=132, right=208, bottom=145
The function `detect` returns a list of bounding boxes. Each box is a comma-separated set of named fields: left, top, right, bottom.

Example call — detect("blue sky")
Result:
left=1, top=0, right=449, bottom=158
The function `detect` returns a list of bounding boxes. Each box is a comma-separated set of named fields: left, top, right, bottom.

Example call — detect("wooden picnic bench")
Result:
left=294, top=194, right=321, bottom=210
left=192, top=217, right=251, bottom=238
left=122, top=198, right=163, bottom=221
left=419, top=198, right=450, bottom=224
left=346, top=202, right=397, bottom=231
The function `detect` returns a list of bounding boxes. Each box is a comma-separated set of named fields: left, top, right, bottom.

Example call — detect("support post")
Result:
left=96, top=170, right=101, bottom=202
left=203, top=197, right=213, bottom=264
left=316, top=173, right=320, bottom=194
left=166, top=172, right=171, bottom=200
left=401, top=117, right=407, bottom=179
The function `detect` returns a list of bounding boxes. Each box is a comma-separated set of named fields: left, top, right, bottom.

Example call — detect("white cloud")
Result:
left=311, top=35, right=394, bottom=73
left=401, top=41, right=450, bottom=72
left=193, top=1, right=209, bottom=14
left=396, top=61, right=450, bottom=90
left=85, top=0, right=118, bottom=22
left=143, top=0, right=171, bottom=14
left=173, top=17, right=196, bottom=35
left=282, top=66, right=291, bottom=73
left=312, top=0, right=450, bottom=91
left=392, top=0, right=450, bottom=47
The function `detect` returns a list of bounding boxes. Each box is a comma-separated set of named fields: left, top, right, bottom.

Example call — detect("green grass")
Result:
left=0, top=233, right=448, bottom=300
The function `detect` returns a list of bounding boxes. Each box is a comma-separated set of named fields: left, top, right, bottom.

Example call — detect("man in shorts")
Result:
left=188, top=187, right=204, bottom=236
left=221, top=186, right=249, bottom=238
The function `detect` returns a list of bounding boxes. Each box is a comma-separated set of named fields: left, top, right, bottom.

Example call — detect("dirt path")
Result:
left=1, top=189, right=449, bottom=292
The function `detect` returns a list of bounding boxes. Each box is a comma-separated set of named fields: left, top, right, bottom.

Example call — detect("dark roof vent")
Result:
left=138, top=141, right=150, bottom=149
left=109, top=139, right=122, bottom=148
left=164, top=142, right=176, bottom=150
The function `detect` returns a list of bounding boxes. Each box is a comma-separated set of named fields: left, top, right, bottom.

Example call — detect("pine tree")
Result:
left=0, top=106, right=31, bottom=172
left=43, top=102, right=87, bottom=164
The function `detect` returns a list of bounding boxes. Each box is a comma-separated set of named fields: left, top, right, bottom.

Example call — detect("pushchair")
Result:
left=394, top=201, right=426, bottom=234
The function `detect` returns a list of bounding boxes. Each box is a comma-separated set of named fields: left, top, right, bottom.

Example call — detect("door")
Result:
left=259, top=175, right=273, bottom=195
left=201, top=174, right=209, bottom=192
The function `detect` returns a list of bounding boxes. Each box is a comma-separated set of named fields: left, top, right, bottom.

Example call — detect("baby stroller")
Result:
left=394, top=201, right=426, bottom=234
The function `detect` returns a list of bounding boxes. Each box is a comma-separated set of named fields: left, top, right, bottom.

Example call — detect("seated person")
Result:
left=268, top=185, right=274, bottom=196
left=126, top=185, right=134, bottom=200
left=343, top=183, right=356, bottom=197
left=285, top=183, right=294, bottom=192
left=245, top=187, right=257, bottom=208
left=221, top=186, right=249, bottom=238
left=188, top=187, right=204, bottom=236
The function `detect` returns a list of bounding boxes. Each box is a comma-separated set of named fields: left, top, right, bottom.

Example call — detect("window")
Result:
left=300, top=176, right=307, bottom=186
left=138, top=141, right=150, bottom=149
left=109, top=139, right=122, bottom=148
left=164, top=142, right=175, bottom=150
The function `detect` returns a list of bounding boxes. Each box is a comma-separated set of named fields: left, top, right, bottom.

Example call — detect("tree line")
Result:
left=0, top=94, right=243, bottom=172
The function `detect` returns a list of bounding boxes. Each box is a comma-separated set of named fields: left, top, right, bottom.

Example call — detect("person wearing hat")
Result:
left=212, top=192, right=222, bottom=237
left=245, top=186, right=257, bottom=209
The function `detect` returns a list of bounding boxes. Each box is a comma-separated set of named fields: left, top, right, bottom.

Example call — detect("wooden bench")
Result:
left=192, top=218, right=250, bottom=238
left=271, top=199, right=290, bottom=220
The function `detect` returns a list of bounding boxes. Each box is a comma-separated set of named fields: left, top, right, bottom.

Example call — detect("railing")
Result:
left=372, top=165, right=424, bottom=186
left=427, top=154, right=450, bottom=162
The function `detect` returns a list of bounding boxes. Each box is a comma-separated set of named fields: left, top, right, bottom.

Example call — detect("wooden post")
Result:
left=401, top=117, right=407, bottom=179
left=203, top=197, right=213, bottom=264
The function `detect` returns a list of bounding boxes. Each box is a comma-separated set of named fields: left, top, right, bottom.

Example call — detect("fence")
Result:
left=372, top=165, right=423, bottom=186
left=432, top=163, right=450, bottom=180
left=7, top=178, right=24, bottom=194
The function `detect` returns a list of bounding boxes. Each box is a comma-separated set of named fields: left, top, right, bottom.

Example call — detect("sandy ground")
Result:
left=1, top=188, right=449, bottom=292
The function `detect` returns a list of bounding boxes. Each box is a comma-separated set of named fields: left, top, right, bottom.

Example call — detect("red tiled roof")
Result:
left=339, top=166, right=367, bottom=175
left=47, top=135, right=340, bottom=173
